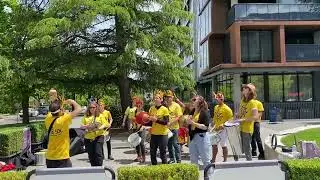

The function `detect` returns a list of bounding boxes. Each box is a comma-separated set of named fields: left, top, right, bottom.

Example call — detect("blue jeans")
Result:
left=168, top=129, right=181, bottom=162
left=189, top=132, right=212, bottom=168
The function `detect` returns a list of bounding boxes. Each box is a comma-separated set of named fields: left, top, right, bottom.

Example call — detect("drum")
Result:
left=128, top=133, right=141, bottom=148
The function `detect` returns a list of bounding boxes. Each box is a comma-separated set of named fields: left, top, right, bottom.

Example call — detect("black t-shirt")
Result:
left=189, top=110, right=210, bottom=140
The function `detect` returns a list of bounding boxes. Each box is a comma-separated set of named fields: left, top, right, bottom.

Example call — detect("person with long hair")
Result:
left=133, top=98, right=147, bottom=163
left=211, top=92, right=233, bottom=163
left=237, top=83, right=259, bottom=161
left=99, top=101, right=114, bottom=160
left=148, top=92, right=170, bottom=165
left=187, top=95, right=211, bottom=168
left=81, top=101, right=109, bottom=166
left=45, top=98, right=82, bottom=168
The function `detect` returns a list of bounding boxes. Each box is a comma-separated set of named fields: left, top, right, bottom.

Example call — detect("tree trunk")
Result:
left=21, top=90, right=30, bottom=124
left=118, top=74, right=131, bottom=113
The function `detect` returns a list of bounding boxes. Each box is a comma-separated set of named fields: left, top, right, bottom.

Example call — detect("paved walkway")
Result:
left=2, top=115, right=318, bottom=179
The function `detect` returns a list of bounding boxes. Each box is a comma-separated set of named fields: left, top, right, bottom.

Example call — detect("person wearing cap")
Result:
left=45, top=98, right=82, bottom=168
left=164, top=90, right=183, bottom=164
left=81, top=101, right=110, bottom=166
left=148, top=91, right=170, bottom=165
left=251, top=98, right=265, bottom=160
left=99, top=101, right=114, bottom=160
left=211, top=92, right=233, bottom=163
left=122, top=97, right=138, bottom=131
left=237, top=83, right=259, bottom=161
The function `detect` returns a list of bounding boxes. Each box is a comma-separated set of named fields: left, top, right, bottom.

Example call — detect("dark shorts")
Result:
left=46, top=158, right=72, bottom=168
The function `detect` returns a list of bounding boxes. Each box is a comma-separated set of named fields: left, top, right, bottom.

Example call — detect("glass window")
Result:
left=283, top=74, right=298, bottom=102
left=299, top=74, right=312, bottom=101
left=249, top=75, right=264, bottom=102
left=248, top=31, right=261, bottom=61
left=269, top=75, right=283, bottom=102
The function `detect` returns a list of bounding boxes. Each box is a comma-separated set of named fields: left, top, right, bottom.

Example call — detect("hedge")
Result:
left=0, top=171, right=27, bottom=180
left=0, top=122, right=46, bottom=156
left=284, top=159, right=320, bottom=180
left=117, top=163, right=199, bottom=180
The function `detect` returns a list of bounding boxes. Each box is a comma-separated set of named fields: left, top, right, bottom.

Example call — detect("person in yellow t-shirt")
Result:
left=45, top=98, right=82, bottom=168
left=251, top=99, right=265, bottom=160
left=237, top=83, right=259, bottom=161
left=81, top=101, right=109, bottom=166
left=164, top=90, right=183, bottom=164
left=211, top=92, right=233, bottom=163
left=99, top=101, right=114, bottom=160
left=148, top=92, right=170, bottom=165
left=121, top=97, right=138, bottom=131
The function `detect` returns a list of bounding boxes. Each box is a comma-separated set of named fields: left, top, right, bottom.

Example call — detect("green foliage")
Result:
left=0, top=122, right=45, bottom=156
left=117, top=163, right=199, bottom=180
left=0, top=126, right=24, bottom=156
left=285, top=159, right=320, bottom=180
left=0, top=171, right=27, bottom=180
left=281, top=128, right=320, bottom=147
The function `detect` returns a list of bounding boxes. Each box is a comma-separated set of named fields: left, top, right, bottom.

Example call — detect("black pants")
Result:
left=251, top=122, right=265, bottom=156
left=105, top=135, right=112, bottom=158
left=150, top=134, right=168, bottom=165
left=46, top=159, right=72, bottom=168
left=84, top=136, right=104, bottom=166
left=135, top=130, right=146, bottom=157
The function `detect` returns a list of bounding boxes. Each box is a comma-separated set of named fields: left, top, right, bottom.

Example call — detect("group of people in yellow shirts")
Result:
left=45, top=89, right=114, bottom=168
left=211, top=83, right=265, bottom=163
left=44, top=83, right=265, bottom=169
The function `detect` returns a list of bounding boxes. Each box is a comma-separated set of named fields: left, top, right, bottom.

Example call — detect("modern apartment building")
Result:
left=184, top=0, right=320, bottom=119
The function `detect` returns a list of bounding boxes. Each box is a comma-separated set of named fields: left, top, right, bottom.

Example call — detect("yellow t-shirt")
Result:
left=253, top=100, right=264, bottom=122
left=125, top=106, right=137, bottom=128
left=45, top=113, right=72, bottom=160
left=149, top=105, right=170, bottom=135
left=81, top=115, right=109, bottom=140
left=239, top=99, right=258, bottom=134
left=213, top=103, right=233, bottom=129
left=101, top=110, right=112, bottom=135
left=191, top=112, right=200, bottom=130
left=168, top=102, right=183, bottom=130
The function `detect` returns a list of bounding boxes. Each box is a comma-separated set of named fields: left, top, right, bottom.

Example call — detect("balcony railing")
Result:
left=286, top=44, right=320, bottom=61
left=227, top=3, right=320, bottom=27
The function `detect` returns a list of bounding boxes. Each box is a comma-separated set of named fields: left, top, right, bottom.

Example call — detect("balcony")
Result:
left=286, top=44, right=320, bottom=61
left=227, top=3, right=320, bottom=27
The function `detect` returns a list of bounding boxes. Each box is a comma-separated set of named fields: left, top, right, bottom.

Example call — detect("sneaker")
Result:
left=168, top=160, right=175, bottom=164
left=258, top=155, right=265, bottom=160
left=134, top=157, right=141, bottom=162
left=252, top=152, right=257, bottom=157
left=176, top=160, right=181, bottom=163
left=108, top=156, right=114, bottom=160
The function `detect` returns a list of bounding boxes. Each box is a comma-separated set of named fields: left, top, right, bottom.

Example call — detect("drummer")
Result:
left=237, top=83, right=259, bottom=161
left=211, top=92, right=233, bottom=163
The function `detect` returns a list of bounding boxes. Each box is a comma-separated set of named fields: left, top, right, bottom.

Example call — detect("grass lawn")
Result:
left=281, top=128, right=320, bottom=147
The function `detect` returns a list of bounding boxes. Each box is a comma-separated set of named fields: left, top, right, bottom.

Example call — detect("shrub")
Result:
left=285, top=159, right=320, bottom=180
left=0, top=127, right=24, bottom=156
left=0, top=122, right=45, bottom=156
left=0, top=171, right=27, bottom=180
left=117, top=163, right=199, bottom=180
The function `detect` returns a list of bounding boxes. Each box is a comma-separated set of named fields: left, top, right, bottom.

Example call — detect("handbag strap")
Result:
left=47, top=117, right=59, bottom=138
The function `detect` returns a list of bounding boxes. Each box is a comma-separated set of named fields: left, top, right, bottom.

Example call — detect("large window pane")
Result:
left=283, top=74, right=298, bottom=102
left=241, top=31, right=249, bottom=61
left=249, top=75, right=265, bottom=102
left=260, top=31, right=273, bottom=61
left=299, top=74, right=313, bottom=101
left=248, top=31, right=260, bottom=61
left=269, top=75, right=283, bottom=102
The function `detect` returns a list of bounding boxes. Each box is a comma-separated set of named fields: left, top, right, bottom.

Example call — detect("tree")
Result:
left=27, top=0, right=195, bottom=111
left=0, top=0, right=48, bottom=123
